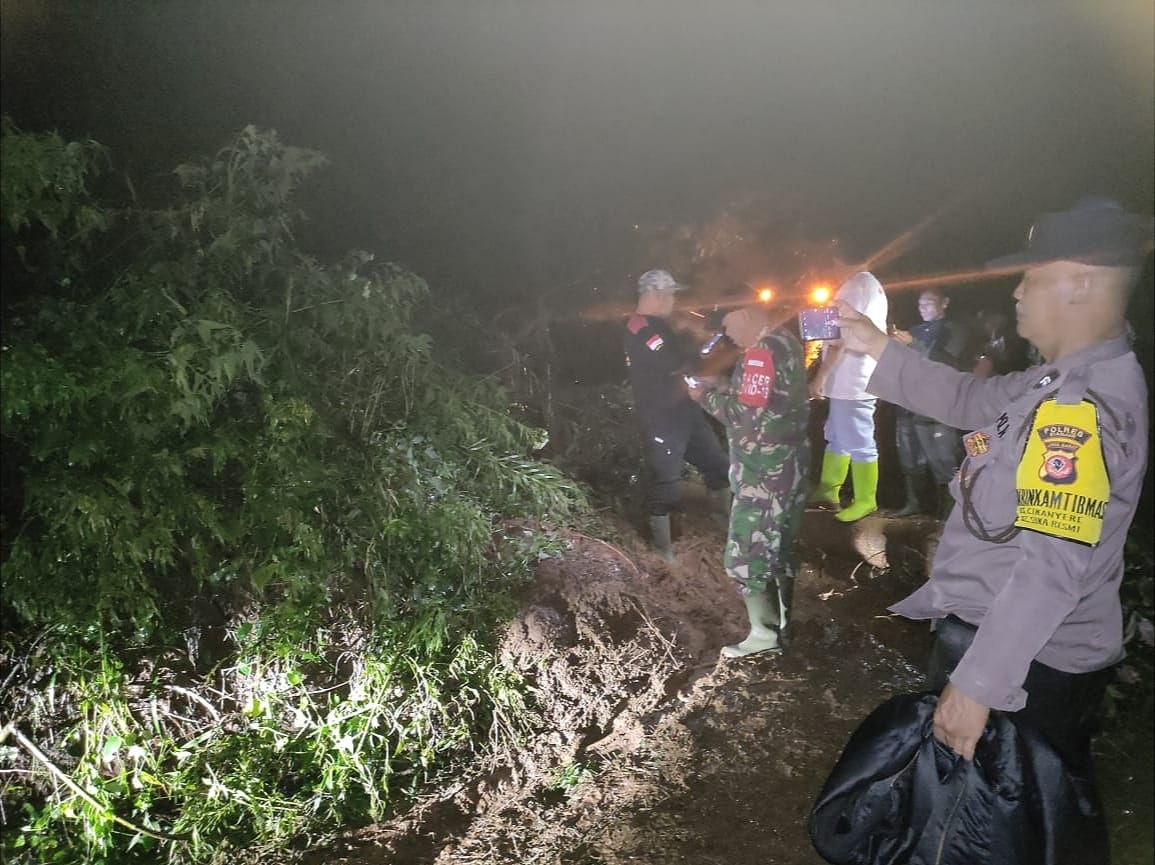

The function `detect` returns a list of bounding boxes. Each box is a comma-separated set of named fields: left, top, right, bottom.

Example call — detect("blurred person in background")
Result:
left=889, top=287, right=971, bottom=518
left=623, top=269, right=730, bottom=563
left=807, top=268, right=889, bottom=522
left=970, top=306, right=1023, bottom=378
left=689, top=305, right=810, bottom=657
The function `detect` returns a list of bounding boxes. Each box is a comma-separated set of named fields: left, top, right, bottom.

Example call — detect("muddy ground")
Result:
left=310, top=481, right=1155, bottom=865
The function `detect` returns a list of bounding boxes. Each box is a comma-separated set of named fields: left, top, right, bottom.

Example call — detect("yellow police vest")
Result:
left=1014, top=398, right=1108, bottom=545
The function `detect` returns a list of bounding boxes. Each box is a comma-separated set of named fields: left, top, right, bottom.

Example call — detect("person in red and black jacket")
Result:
left=623, top=269, right=729, bottom=563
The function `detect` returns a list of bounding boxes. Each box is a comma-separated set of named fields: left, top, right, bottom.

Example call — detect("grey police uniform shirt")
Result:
left=868, top=334, right=1148, bottom=711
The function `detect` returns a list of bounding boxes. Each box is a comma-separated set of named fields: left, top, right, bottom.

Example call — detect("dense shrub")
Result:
left=0, top=121, right=586, bottom=863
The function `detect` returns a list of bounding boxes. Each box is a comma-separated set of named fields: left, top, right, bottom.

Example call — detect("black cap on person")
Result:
left=986, top=197, right=1153, bottom=271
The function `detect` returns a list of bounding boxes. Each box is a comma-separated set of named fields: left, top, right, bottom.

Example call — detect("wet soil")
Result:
left=309, top=481, right=1154, bottom=865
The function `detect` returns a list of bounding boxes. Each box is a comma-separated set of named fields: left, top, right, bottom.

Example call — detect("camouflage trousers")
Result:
left=723, top=442, right=809, bottom=596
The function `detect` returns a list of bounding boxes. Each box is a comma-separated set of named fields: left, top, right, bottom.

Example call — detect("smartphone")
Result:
left=699, top=332, right=726, bottom=356
left=798, top=306, right=841, bottom=341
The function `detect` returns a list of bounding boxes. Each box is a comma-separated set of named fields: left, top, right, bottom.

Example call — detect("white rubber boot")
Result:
left=722, top=590, right=782, bottom=658
left=648, top=514, right=676, bottom=565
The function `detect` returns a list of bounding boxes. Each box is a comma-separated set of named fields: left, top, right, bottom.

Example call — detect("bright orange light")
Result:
left=810, top=285, right=832, bottom=305
left=758, top=287, right=774, bottom=303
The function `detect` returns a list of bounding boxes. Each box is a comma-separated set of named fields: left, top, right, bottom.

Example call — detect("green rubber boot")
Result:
left=721, top=589, right=783, bottom=658
left=835, top=459, right=880, bottom=523
left=776, top=577, right=795, bottom=646
left=808, top=451, right=851, bottom=509
left=648, top=514, right=677, bottom=564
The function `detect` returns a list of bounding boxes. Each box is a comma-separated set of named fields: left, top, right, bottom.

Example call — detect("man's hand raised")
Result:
left=834, top=301, right=890, bottom=359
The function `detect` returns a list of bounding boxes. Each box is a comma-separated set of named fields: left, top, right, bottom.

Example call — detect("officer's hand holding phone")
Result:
left=834, top=301, right=889, bottom=359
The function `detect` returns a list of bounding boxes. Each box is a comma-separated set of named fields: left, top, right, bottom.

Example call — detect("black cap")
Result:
left=985, top=197, right=1153, bottom=271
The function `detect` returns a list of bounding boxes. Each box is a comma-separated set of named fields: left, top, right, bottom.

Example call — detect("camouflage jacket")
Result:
left=700, top=326, right=810, bottom=465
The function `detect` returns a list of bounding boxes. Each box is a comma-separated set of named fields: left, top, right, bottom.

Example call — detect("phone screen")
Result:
left=798, top=307, right=841, bottom=341
left=699, top=332, right=725, bottom=355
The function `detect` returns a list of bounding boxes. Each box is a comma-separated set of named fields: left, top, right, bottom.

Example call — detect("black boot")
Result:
left=937, top=484, right=956, bottom=521
left=893, top=474, right=922, bottom=517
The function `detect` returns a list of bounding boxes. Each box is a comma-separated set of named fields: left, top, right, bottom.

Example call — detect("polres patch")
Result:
left=1015, top=399, right=1108, bottom=544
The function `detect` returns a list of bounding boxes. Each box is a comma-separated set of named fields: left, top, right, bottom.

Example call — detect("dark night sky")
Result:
left=2, top=1, right=1153, bottom=305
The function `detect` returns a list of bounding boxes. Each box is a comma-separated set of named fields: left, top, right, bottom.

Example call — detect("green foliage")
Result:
left=0, top=121, right=586, bottom=863
left=549, top=760, right=597, bottom=792
left=5, top=625, right=533, bottom=865
left=0, top=116, right=109, bottom=242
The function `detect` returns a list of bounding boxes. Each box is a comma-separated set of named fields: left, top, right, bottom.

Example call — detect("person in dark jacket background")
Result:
left=623, top=269, right=730, bottom=563
left=889, top=287, right=972, bottom=518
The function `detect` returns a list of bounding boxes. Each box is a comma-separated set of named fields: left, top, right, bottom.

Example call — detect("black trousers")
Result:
left=896, top=412, right=963, bottom=485
left=895, top=411, right=928, bottom=478
left=643, top=409, right=729, bottom=515
left=927, top=614, right=1113, bottom=863
left=913, top=421, right=964, bottom=485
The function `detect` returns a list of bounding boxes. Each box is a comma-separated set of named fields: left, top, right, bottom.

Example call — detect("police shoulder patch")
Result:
left=1014, top=398, right=1108, bottom=544
left=963, top=431, right=990, bottom=457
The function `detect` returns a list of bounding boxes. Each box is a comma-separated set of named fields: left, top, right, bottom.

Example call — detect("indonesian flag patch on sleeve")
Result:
left=1014, top=398, right=1109, bottom=544
left=645, top=333, right=665, bottom=351
left=738, top=347, right=774, bottom=407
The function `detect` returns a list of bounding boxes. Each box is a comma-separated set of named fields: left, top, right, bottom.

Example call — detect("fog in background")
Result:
left=2, top=0, right=1152, bottom=306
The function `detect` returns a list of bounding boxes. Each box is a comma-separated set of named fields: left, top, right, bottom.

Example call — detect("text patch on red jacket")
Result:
left=738, top=347, right=774, bottom=407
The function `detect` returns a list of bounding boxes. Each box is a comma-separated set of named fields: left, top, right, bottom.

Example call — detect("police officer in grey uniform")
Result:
left=835, top=197, right=1152, bottom=862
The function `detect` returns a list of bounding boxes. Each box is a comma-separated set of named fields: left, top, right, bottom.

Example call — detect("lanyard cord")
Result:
left=958, top=387, right=1064, bottom=545
left=958, top=461, right=1022, bottom=544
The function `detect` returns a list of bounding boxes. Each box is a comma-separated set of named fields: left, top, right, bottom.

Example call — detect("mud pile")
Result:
left=326, top=487, right=945, bottom=865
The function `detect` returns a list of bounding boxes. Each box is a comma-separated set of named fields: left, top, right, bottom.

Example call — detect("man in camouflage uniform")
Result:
left=689, top=306, right=811, bottom=657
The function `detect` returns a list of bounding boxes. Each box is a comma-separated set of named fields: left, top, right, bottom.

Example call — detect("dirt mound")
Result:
left=322, top=483, right=946, bottom=865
